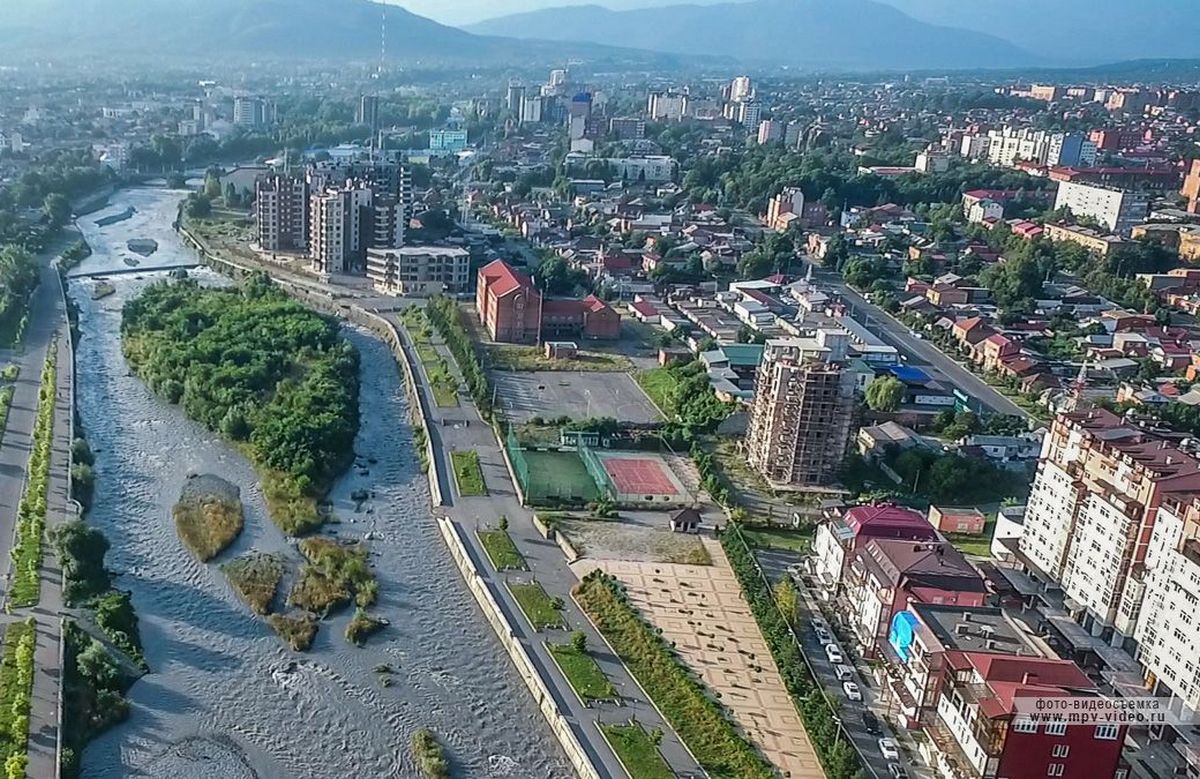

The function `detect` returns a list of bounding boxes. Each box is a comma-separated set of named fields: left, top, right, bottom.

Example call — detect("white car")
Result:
left=878, top=738, right=899, bottom=760
left=815, top=627, right=834, bottom=645
left=825, top=645, right=845, bottom=665
left=834, top=663, right=854, bottom=681
left=842, top=681, right=862, bottom=701
left=810, top=616, right=829, bottom=632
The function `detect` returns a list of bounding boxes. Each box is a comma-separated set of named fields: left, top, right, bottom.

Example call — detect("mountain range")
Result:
left=466, top=0, right=1035, bottom=70
left=879, top=0, right=1200, bottom=64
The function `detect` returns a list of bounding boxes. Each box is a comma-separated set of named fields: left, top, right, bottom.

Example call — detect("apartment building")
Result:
left=932, top=654, right=1127, bottom=779
left=366, top=246, right=470, bottom=296
left=309, top=181, right=374, bottom=274
left=842, top=539, right=988, bottom=657
left=1054, top=181, right=1150, bottom=236
left=1042, top=223, right=1125, bottom=257
left=1020, top=410, right=1200, bottom=646
left=812, top=503, right=940, bottom=591
left=886, top=604, right=1051, bottom=728
left=745, top=332, right=857, bottom=489
left=254, top=173, right=308, bottom=252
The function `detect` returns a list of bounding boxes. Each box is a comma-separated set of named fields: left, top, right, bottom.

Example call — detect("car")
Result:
left=878, top=738, right=899, bottom=760
left=842, top=681, right=862, bottom=701
left=861, top=710, right=881, bottom=735
left=815, top=627, right=834, bottom=645
left=887, top=764, right=909, bottom=779
left=810, top=616, right=829, bottom=632
left=825, top=645, right=845, bottom=665
left=834, top=663, right=854, bottom=681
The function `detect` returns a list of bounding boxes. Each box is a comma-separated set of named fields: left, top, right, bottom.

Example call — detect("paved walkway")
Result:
left=0, top=234, right=77, bottom=779
left=390, top=313, right=705, bottom=779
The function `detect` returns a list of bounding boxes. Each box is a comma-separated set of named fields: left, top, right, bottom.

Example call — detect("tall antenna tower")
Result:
left=378, top=8, right=386, bottom=78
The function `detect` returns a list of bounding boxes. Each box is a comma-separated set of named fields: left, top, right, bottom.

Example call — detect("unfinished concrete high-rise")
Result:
left=745, top=330, right=856, bottom=489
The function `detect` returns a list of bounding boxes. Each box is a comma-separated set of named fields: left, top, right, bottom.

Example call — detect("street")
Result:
left=810, top=263, right=1031, bottom=419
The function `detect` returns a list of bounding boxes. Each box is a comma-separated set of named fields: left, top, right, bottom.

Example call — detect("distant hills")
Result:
left=466, top=0, right=1037, bottom=70
left=0, top=0, right=482, bottom=61
left=879, top=0, right=1200, bottom=64
left=0, top=0, right=679, bottom=65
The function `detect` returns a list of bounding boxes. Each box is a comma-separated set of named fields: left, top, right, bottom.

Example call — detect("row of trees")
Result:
left=425, top=296, right=492, bottom=419
left=121, top=275, right=360, bottom=509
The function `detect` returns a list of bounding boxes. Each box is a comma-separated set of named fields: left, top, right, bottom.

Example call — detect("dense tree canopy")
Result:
left=122, top=276, right=359, bottom=500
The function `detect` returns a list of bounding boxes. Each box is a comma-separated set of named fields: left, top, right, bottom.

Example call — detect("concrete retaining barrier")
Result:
left=556, top=533, right=582, bottom=563
left=531, top=514, right=555, bottom=540
left=436, top=518, right=601, bottom=779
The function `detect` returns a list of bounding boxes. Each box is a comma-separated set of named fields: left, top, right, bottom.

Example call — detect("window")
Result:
left=1046, top=722, right=1068, bottom=736
left=1047, top=764, right=1064, bottom=777
left=1013, top=717, right=1039, bottom=734
left=1053, top=744, right=1070, bottom=757
left=1095, top=724, right=1120, bottom=740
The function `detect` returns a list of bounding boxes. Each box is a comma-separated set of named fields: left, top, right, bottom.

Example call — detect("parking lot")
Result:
left=492, top=370, right=663, bottom=424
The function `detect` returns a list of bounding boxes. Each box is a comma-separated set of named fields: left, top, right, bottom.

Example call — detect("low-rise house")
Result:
left=928, top=506, right=988, bottom=535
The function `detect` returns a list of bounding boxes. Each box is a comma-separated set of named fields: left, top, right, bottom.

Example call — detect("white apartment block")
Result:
left=1019, top=410, right=1200, bottom=650
left=604, top=155, right=677, bottom=183
left=646, top=91, right=686, bottom=121
left=1135, top=495, right=1200, bottom=715
left=1054, top=180, right=1150, bottom=236
left=366, top=246, right=470, bottom=296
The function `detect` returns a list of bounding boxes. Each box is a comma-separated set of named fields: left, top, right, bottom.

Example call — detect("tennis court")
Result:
left=594, top=450, right=691, bottom=506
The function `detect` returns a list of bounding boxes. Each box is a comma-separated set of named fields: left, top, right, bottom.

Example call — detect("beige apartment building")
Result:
left=745, top=330, right=856, bottom=489
left=366, top=246, right=470, bottom=296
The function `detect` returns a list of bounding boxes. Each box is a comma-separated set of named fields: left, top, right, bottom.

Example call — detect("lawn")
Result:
left=451, top=450, right=487, bottom=496
left=600, top=722, right=674, bottom=779
left=521, top=449, right=599, bottom=504
left=485, top=343, right=631, bottom=372
left=476, top=529, right=528, bottom=571
left=548, top=642, right=616, bottom=701
left=635, top=368, right=678, bottom=417
left=741, top=525, right=815, bottom=554
left=401, top=307, right=459, bottom=407
left=507, top=581, right=566, bottom=630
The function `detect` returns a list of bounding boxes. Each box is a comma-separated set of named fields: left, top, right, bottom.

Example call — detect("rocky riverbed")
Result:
left=70, top=189, right=571, bottom=778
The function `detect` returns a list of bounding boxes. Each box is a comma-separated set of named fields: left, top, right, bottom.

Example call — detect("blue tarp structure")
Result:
left=889, top=610, right=919, bottom=661
left=887, top=365, right=932, bottom=384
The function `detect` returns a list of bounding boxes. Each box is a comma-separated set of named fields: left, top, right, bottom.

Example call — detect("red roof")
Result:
left=479, top=259, right=534, bottom=298
left=581, top=295, right=611, bottom=314
left=944, top=652, right=1095, bottom=721
left=843, top=505, right=938, bottom=542
left=630, top=301, right=659, bottom=318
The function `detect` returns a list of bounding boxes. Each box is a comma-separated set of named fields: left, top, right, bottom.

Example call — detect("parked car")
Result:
left=815, top=627, right=834, bottom=645
left=825, top=645, right=845, bottom=665
left=861, top=710, right=881, bottom=735
left=810, top=616, right=829, bottom=632
left=878, top=738, right=899, bottom=760
left=834, top=664, right=854, bottom=681
left=888, top=764, right=909, bottom=779
left=842, top=681, right=862, bottom=701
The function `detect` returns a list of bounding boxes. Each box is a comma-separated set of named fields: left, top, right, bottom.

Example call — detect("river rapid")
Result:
left=69, top=189, right=571, bottom=778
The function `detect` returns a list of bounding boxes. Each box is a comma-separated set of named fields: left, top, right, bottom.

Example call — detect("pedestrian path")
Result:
left=391, top=313, right=704, bottom=779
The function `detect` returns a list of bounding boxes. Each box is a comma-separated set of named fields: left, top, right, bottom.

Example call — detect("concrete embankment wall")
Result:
left=436, top=517, right=601, bottom=779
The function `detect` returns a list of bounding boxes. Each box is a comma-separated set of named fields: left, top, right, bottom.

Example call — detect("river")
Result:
left=69, top=189, right=571, bottom=778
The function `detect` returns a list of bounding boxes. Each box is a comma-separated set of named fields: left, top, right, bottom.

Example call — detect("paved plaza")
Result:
left=572, top=542, right=825, bottom=779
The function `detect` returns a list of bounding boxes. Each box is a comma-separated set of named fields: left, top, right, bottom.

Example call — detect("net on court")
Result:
left=593, top=450, right=692, bottom=506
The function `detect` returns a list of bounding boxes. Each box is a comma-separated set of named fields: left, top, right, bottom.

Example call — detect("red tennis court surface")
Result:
left=602, top=456, right=681, bottom=497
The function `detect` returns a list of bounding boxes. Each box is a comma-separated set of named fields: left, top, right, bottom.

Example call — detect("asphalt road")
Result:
left=810, top=264, right=1031, bottom=420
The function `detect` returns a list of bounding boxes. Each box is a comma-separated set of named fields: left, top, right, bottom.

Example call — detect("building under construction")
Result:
left=745, top=330, right=857, bottom=490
